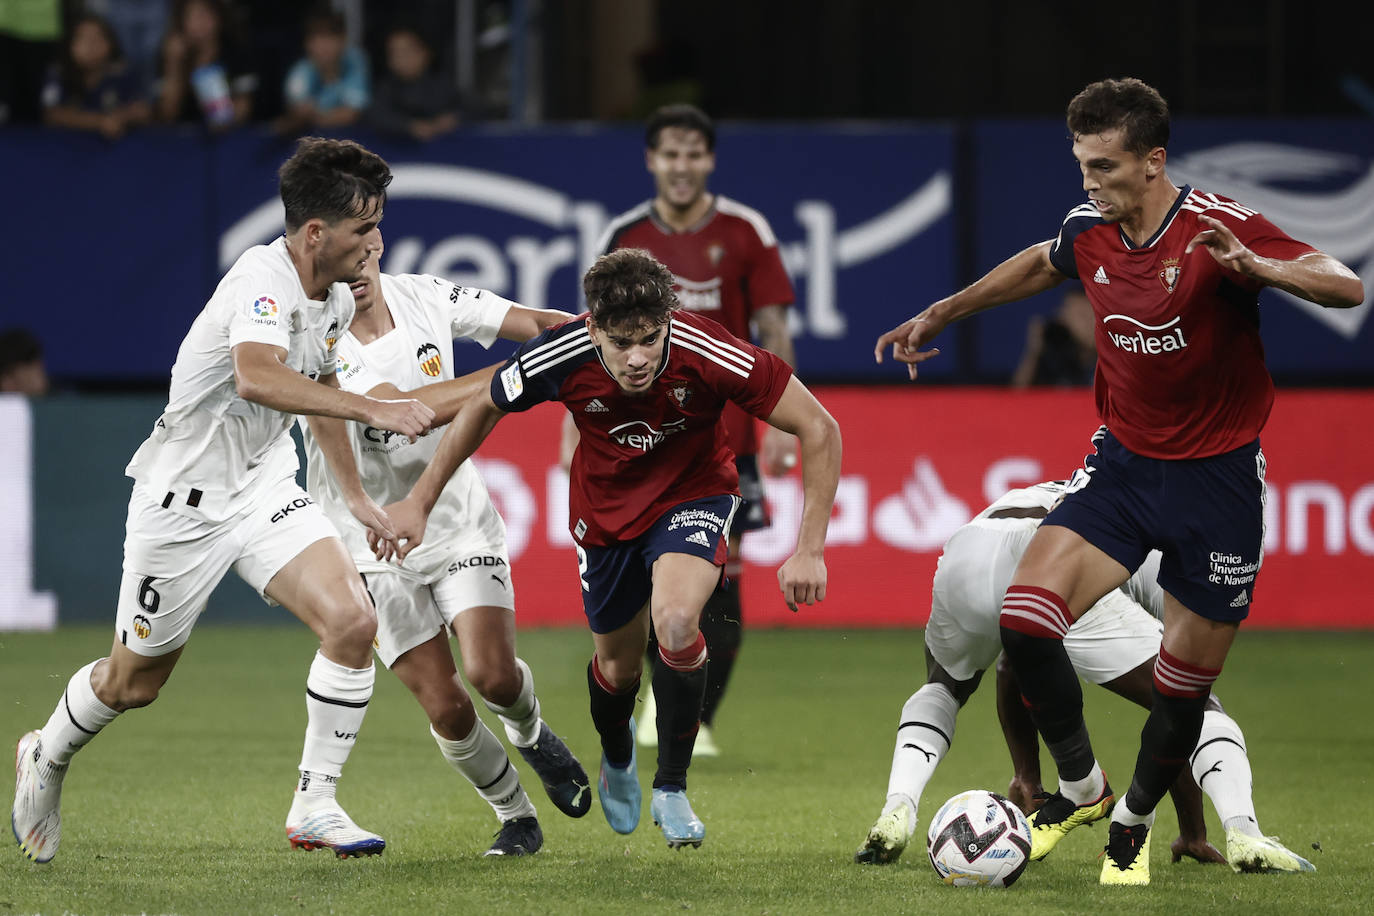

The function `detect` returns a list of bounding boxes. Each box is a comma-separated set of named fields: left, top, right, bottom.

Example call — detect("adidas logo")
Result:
left=584, top=398, right=609, bottom=413
left=1230, top=590, right=1248, bottom=608
left=1093, top=265, right=1110, bottom=285
left=685, top=530, right=711, bottom=547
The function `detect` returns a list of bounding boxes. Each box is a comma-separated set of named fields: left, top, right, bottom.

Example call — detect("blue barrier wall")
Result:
left=5, top=120, right=1371, bottom=383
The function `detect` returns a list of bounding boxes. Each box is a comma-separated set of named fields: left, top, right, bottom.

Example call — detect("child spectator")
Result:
left=155, top=0, right=256, bottom=129
left=367, top=25, right=464, bottom=142
left=41, top=13, right=150, bottom=139
left=277, top=8, right=368, bottom=133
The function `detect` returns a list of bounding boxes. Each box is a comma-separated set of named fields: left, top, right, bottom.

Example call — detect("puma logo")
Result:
left=571, top=782, right=589, bottom=807
left=902, top=743, right=936, bottom=763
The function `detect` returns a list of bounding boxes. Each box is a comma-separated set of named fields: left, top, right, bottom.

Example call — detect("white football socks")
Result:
left=432, top=722, right=535, bottom=823
left=296, top=651, right=373, bottom=808
left=1191, top=709, right=1261, bottom=837
left=1112, top=796, right=1157, bottom=829
left=1060, top=762, right=1108, bottom=806
left=481, top=657, right=542, bottom=747
left=39, top=659, right=119, bottom=767
left=883, top=683, right=959, bottom=827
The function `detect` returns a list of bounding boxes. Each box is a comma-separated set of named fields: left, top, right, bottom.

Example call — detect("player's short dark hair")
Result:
left=304, top=7, right=347, bottom=37
left=0, top=327, right=43, bottom=374
left=645, top=103, right=715, bottom=151
left=583, top=249, right=678, bottom=331
left=278, top=137, right=392, bottom=232
left=1066, top=78, right=1170, bottom=156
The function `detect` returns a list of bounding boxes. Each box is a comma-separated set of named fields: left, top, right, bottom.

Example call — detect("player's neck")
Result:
left=1119, top=177, right=1180, bottom=248
left=283, top=234, right=331, bottom=300
left=653, top=192, right=714, bottom=232
left=350, top=299, right=394, bottom=344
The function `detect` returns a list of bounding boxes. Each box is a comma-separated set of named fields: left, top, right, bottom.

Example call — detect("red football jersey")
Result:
left=599, top=195, right=795, bottom=456
left=490, top=309, right=793, bottom=546
left=1049, top=185, right=1315, bottom=459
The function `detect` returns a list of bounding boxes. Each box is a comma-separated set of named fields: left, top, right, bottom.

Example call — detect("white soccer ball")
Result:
left=926, top=789, right=1032, bottom=887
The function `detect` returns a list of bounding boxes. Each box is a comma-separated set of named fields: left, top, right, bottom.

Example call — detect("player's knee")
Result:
left=594, top=653, right=642, bottom=691
left=652, top=604, right=700, bottom=652
left=319, top=589, right=378, bottom=649
left=426, top=684, right=477, bottom=739
left=467, top=659, right=520, bottom=707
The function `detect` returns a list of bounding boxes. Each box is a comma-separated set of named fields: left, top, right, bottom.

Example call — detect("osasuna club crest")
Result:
left=670, top=385, right=693, bottom=408
left=1158, top=258, right=1181, bottom=293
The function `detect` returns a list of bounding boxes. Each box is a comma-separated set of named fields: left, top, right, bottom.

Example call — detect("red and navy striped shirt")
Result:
left=490, top=310, right=793, bottom=545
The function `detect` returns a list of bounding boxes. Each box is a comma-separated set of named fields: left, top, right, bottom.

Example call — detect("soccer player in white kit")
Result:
left=855, top=481, right=1314, bottom=874
left=12, top=137, right=436, bottom=864
left=302, top=248, right=589, bottom=856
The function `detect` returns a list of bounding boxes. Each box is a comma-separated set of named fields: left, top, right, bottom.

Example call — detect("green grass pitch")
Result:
left=3, top=625, right=1372, bottom=915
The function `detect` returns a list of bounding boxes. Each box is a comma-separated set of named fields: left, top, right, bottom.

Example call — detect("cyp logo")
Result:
left=253, top=296, right=278, bottom=317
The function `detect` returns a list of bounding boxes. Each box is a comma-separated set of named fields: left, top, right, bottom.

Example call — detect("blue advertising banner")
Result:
left=970, top=118, right=1374, bottom=379
left=7, top=124, right=957, bottom=383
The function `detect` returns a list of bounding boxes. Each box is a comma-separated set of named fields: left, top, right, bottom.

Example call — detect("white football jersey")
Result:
left=126, top=238, right=353, bottom=520
left=303, top=274, right=513, bottom=581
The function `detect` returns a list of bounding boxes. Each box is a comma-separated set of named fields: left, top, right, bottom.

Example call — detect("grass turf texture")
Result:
left=2, top=626, right=1371, bottom=916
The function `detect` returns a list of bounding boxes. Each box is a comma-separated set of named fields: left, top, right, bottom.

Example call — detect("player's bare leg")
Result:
left=995, top=653, right=1045, bottom=816
left=453, top=606, right=589, bottom=818
left=693, top=531, right=746, bottom=757
left=13, top=642, right=180, bottom=863
left=267, top=538, right=385, bottom=858
left=589, top=607, right=651, bottom=834
left=390, top=631, right=541, bottom=855
left=999, top=525, right=1128, bottom=861
left=646, top=552, right=719, bottom=848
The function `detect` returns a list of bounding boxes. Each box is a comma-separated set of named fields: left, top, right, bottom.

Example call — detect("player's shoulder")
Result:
left=516, top=313, right=596, bottom=376
left=714, top=195, right=780, bottom=246
left=213, top=239, right=301, bottom=311
left=1058, top=200, right=1106, bottom=234
left=669, top=311, right=758, bottom=375
left=222, top=238, right=296, bottom=287
left=598, top=201, right=656, bottom=252
left=1177, top=185, right=1261, bottom=226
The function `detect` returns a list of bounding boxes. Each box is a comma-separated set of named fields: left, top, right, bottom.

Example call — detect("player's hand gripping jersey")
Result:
left=1049, top=186, right=1314, bottom=459
left=125, top=238, right=354, bottom=520
left=492, top=310, right=792, bottom=546
left=302, top=275, right=517, bottom=580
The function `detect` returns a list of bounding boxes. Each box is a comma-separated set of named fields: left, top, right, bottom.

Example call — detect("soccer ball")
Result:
left=926, top=790, right=1032, bottom=887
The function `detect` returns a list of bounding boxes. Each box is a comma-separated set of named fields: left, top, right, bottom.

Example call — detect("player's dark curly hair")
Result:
left=1066, top=78, right=1170, bottom=157
left=645, top=103, right=715, bottom=151
left=583, top=249, right=678, bottom=331
left=278, top=137, right=392, bottom=231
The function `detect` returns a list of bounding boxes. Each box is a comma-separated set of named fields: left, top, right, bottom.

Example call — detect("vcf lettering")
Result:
left=271, top=496, right=313, bottom=523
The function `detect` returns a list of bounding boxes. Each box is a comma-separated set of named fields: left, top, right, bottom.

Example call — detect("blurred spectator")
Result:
left=84, top=0, right=170, bottom=98
left=367, top=25, right=463, bottom=141
left=0, top=328, right=49, bottom=397
left=1011, top=287, right=1097, bottom=388
left=0, top=0, right=61, bottom=124
left=277, top=8, right=368, bottom=133
left=155, top=0, right=256, bottom=129
left=41, top=13, right=151, bottom=139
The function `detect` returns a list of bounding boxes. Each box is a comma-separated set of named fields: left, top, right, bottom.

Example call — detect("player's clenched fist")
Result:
left=777, top=552, right=827, bottom=613
left=365, top=396, right=435, bottom=441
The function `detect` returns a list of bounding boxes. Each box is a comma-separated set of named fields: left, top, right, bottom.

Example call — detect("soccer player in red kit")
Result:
left=563, top=104, right=798, bottom=756
left=875, top=78, right=1363, bottom=886
left=381, top=248, right=840, bottom=848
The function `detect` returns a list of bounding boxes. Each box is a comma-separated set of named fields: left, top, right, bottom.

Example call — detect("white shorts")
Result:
left=924, top=523, right=1162, bottom=685
left=363, top=550, right=516, bottom=669
left=115, top=479, right=338, bottom=656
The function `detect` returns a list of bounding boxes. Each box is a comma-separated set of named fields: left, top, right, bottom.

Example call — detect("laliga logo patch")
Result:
left=132, top=614, right=151, bottom=639
left=500, top=362, right=524, bottom=401
left=252, top=296, right=278, bottom=317
left=671, top=385, right=693, bottom=408
left=416, top=341, right=442, bottom=377
left=1158, top=258, right=1181, bottom=293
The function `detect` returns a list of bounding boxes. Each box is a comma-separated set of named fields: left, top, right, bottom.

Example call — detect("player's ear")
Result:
left=1145, top=146, right=1166, bottom=177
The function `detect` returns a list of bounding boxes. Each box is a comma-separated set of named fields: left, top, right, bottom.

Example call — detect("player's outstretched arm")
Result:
left=764, top=377, right=841, bottom=611
left=1185, top=215, right=1365, bottom=308
left=874, top=241, right=1064, bottom=379
left=231, top=341, right=434, bottom=437
left=378, top=364, right=506, bottom=562
left=498, top=305, right=576, bottom=341
left=754, top=304, right=801, bottom=474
